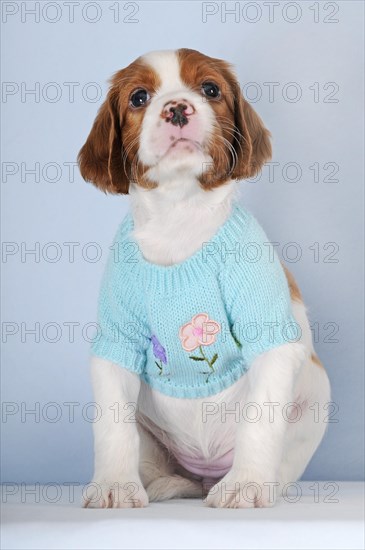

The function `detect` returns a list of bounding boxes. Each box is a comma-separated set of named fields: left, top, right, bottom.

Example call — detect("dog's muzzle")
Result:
left=162, top=100, right=195, bottom=128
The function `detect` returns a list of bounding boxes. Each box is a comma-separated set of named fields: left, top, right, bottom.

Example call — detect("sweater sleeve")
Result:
left=91, top=220, right=149, bottom=374
left=225, top=214, right=300, bottom=366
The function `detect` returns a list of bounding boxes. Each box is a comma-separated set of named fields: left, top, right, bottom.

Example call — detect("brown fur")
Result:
left=282, top=266, right=324, bottom=370
left=178, top=49, right=272, bottom=188
left=78, top=49, right=272, bottom=194
left=283, top=265, right=303, bottom=303
left=311, top=353, right=324, bottom=369
left=78, top=58, right=160, bottom=194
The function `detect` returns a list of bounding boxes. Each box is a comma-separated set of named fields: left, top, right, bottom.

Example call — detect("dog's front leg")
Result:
left=84, top=357, right=148, bottom=508
left=205, top=342, right=306, bottom=509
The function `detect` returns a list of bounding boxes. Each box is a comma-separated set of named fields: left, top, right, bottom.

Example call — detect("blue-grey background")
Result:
left=1, top=1, right=364, bottom=483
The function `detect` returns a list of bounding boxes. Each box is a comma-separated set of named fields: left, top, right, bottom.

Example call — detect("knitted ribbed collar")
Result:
left=124, top=202, right=250, bottom=292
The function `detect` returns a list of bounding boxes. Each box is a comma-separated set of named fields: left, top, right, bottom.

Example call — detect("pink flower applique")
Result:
left=179, top=313, right=220, bottom=352
left=179, top=313, right=221, bottom=383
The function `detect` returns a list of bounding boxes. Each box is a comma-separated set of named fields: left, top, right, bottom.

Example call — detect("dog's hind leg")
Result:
left=277, top=355, right=331, bottom=489
left=138, top=424, right=202, bottom=501
left=146, top=474, right=202, bottom=501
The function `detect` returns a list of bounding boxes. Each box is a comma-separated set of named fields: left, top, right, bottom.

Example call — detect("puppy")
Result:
left=78, top=49, right=331, bottom=509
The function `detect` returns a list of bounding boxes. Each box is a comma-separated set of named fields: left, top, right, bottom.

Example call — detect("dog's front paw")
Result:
left=204, top=468, right=277, bottom=508
left=83, top=478, right=149, bottom=509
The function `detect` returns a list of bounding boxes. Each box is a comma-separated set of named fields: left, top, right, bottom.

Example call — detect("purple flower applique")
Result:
left=151, top=335, right=168, bottom=376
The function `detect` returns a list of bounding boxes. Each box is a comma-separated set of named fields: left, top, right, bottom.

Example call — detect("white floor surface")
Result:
left=1, top=482, right=364, bottom=550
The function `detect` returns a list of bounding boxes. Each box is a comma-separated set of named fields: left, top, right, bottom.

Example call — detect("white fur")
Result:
left=129, top=180, right=235, bottom=265
left=85, top=51, right=331, bottom=508
left=139, top=50, right=214, bottom=179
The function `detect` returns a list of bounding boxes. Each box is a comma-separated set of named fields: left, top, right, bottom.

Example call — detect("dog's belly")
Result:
left=172, top=447, right=234, bottom=479
left=138, top=375, right=249, bottom=479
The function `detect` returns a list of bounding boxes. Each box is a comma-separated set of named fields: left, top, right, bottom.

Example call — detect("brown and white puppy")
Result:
left=79, top=49, right=330, bottom=508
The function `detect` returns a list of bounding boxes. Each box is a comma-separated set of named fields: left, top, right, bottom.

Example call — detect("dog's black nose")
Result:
left=162, top=100, right=195, bottom=127
left=169, top=103, right=189, bottom=127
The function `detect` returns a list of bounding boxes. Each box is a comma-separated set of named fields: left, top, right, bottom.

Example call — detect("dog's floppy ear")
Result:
left=78, top=82, right=129, bottom=194
left=229, top=78, right=272, bottom=180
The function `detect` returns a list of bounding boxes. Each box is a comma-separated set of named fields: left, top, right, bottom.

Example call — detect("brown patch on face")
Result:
left=311, top=353, right=324, bottom=369
left=78, top=58, right=160, bottom=194
left=178, top=48, right=272, bottom=189
left=282, top=264, right=303, bottom=303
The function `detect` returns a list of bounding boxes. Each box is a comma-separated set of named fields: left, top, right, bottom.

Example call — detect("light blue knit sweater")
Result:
left=92, top=203, right=299, bottom=398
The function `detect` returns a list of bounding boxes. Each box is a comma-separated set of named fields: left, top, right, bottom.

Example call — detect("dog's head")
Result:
left=78, top=49, right=272, bottom=194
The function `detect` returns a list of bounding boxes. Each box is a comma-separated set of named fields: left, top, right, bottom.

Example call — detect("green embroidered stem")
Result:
left=231, top=330, right=242, bottom=349
left=155, top=361, right=163, bottom=375
left=199, top=346, right=218, bottom=374
left=189, top=347, right=219, bottom=383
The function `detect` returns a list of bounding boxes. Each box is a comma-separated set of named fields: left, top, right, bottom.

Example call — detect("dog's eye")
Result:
left=130, top=89, right=150, bottom=108
left=201, top=82, right=220, bottom=99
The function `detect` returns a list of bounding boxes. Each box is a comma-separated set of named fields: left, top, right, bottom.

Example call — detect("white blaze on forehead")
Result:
left=141, top=50, right=186, bottom=95
left=138, top=49, right=215, bottom=174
